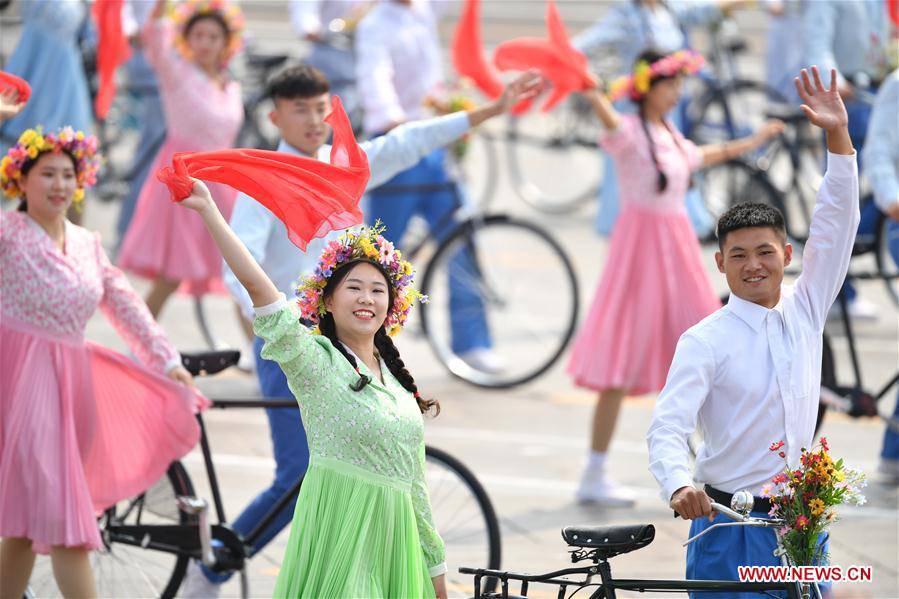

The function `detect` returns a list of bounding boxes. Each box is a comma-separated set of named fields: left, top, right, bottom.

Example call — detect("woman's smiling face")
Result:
left=324, top=262, right=392, bottom=339
left=21, top=152, right=78, bottom=219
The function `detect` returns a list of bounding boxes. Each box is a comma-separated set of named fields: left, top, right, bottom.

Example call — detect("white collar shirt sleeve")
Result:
left=647, top=151, right=860, bottom=502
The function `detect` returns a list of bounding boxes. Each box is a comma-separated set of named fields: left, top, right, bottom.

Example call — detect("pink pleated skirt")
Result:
left=567, top=205, right=721, bottom=395
left=0, top=316, right=204, bottom=554
left=117, top=140, right=237, bottom=296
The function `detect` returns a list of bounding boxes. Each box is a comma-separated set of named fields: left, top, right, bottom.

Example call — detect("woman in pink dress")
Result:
left=0, top=127, right=204, bottom=597
left=117, top=0, right=244, bottom=317
left=568, top=49, right=784, bottom=505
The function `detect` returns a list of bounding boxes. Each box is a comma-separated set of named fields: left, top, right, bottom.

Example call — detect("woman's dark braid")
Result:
left=639, top=103, right=668, bottom=192
left=318, top=313, right=372, bottom=391
left=661, top=119, right=695, bottom=189
left=374, top=328, right=440, bottom=415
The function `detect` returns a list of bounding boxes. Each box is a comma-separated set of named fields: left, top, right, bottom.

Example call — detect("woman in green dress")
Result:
left=178, top=180, right=447, bottom=598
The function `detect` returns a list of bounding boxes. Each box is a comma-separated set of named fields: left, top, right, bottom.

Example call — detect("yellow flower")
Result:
left=75, top=131, right=85, bottom=141
left=808, top=498, right=826, bottom=517
left=833, top=469, right=845, bottom=482
left=19, top=129, right=36, bottom=145
left=72, top=188, right=85, bottom=203
left=26, top=146, right=38, bottom=159
left=634, top=61, right=652, bottom=95
left=403, top=261, right=413, bottom=276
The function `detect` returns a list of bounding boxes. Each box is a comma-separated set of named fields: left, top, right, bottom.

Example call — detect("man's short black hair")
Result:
left=716, top=202, right=787, bottom=250
left=267, top=65, right=330, bottom=102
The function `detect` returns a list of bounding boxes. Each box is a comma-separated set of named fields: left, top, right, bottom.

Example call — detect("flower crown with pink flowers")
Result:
left=296, top=223, right=427, bottom=337
left=0, top=126, right=100, bottom=206
left=172, top=0, right=245, bottom=65
left=608, top=50, right=706, bottom=102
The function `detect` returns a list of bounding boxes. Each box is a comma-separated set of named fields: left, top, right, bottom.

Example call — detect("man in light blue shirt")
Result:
left=181, top=64, right=539, bottom=596
left=861, top=69, right=899, bottom=483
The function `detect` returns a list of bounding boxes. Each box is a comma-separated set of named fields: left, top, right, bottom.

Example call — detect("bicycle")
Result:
left=24, top=350, right=502, bottom=599
left=817, top=270, right=899, bottom=436
left=370, top=180, right=579, bottom=389
left=462, top=491, right=821, bottom=599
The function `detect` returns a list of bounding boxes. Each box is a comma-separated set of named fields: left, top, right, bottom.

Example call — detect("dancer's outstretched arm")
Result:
left=581, top=85, right=620, bottom=132
left=178, top=180, right=281, bottom=309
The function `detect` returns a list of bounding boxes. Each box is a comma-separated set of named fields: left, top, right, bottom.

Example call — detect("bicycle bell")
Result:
left=730, top=490, right=754, bottom=516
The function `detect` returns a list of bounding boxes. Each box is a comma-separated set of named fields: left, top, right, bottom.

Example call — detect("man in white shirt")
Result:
left=180, top=64, right=538, bottom=597
left=647, top=66, right=857, bottom=593
left=355, top=0, right=504, bottom=372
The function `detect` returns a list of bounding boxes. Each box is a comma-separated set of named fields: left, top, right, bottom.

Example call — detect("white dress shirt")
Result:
left=223, top=111, right=470, bottom=317
left=647, top=152, right=860, bottom=503
left=354, top=0, right=443, bottom=135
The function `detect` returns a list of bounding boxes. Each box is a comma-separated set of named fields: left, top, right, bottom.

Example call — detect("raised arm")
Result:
left=178, top=180, right=281, bottom=309
left=697, top=120, right=785, bottom=168
left=792, top=66, right=858, bottom=329
left=582, top=86, right=621, bottom=132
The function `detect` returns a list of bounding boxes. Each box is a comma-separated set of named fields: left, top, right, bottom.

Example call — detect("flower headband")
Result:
left=172, top=0, right=245, bottom=65
left=608, top=50, right=705, bottom=102
left=1, top=126, right=100, bottom=206
left=296, top=223, right=427, bottom=337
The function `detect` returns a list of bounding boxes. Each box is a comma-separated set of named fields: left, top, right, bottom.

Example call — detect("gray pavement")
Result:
left=5, top=2, right=897, bottom=598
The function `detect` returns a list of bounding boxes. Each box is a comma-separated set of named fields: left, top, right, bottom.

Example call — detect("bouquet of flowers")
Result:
left=423, top=82, right=478, bottom=161
left=762, top=438, right=867, bottom=567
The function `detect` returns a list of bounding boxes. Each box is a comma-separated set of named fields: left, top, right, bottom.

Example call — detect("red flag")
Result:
left=92, top=0, right=132, bottom=119
left=157, top=96, right=370, bottom=251
left=889, top=0, right=899, bottom=28
left=493, top=0, right=592, bottom=112
left=0, top=71, right=32, bottom=104
left=452, top=0, right=504, bottom=99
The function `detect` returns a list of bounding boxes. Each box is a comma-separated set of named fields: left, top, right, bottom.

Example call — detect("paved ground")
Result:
left=4, top=2, right=897, bottom=598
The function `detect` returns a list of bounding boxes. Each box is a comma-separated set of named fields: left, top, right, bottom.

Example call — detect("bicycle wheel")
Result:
left=694, top=160, right=789, bottom=239
left=419, top=215, right=579, bottom=388
left=504, top=95, right=604, bottom=213
left=689, top=80, right=787, bottom=144
left=25, top=462, right=195, bottom=599
left=425, top=446, right=501, bottom=598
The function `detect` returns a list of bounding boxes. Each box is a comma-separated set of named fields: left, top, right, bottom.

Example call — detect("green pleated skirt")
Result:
left=273, top=456, right=435, bottom=598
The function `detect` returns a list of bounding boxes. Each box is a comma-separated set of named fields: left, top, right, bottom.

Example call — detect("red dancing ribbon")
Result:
left=493, top=0, right=593, bottom=112
left=889, top=0, right=899, bottom=27
left=0, top=70, right=32, bottom=104
left=156, top=96, right=370, bottom=251
left=452, top=0, right=504, bottom=99
left=92, top=0, right=132, bottom=120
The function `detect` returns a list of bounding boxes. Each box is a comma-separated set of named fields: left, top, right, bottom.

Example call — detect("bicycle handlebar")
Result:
left=682, top=501, right=784, bottom=547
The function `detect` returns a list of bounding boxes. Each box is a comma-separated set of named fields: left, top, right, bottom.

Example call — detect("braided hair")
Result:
left=633, top=49, right=692, bottom=193
left=318, top=260, right=439, bottom=415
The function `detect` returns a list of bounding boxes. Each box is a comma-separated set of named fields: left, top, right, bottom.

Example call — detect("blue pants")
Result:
left=200, top=337, right=309, bottom=583
left=686, top=510, right=830, bottom=598
left=367, top=147, right=491, bottom=354
left=595, top=96, right=714, bottom=238
left=115, top=48, right=166, bottom=246
left=882, top=391, right=899, bottom=461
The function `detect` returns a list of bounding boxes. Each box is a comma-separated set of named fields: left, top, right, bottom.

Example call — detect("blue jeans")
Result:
left=595, top=96, right=714, bottom=238
left=686, top=510, right=830, bottom=598
left=367, top=147, right=491, bottom=354
left=200, top=337, right=309, bottom=583
left=115, top=48, right=166, bottom=246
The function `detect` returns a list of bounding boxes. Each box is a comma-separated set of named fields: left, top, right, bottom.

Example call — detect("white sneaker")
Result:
left=575, top=468, right=636, bottom=507
left=459, top=348, right=507, bottom=374
left=236, top=342, right=256, bottom=373
left=877, top=458, right=899, bottom=485
left=180, top=560, right=222, bottom=599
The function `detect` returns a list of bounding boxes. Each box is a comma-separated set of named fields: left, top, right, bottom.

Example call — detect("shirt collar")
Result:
left=725, top=292, right=785, bottom=332
left=277, top=139, right=330, bottom=162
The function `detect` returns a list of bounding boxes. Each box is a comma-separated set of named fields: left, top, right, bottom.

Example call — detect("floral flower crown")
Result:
left=608, top=49, right=705, bottom=102
left=296, top=223, right=428, bottom=337
left=0, top=126, right=100, bottom=206
left=172, top=0, right=245, bottom=65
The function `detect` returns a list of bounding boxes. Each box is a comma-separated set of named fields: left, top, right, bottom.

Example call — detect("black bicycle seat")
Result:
left=181, top=350, right=241, bottom=376
left=246, top=53, right=288, bottom=71
left=561, top=524, right=655, bottom=559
